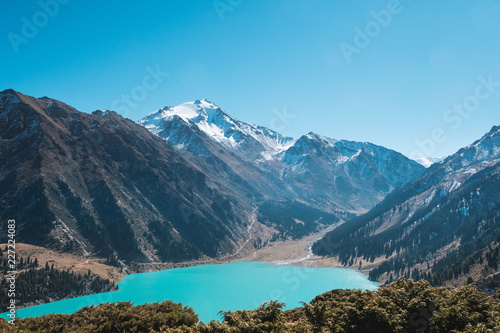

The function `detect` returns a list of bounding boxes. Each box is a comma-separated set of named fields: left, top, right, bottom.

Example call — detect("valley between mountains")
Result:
left=0, top=89, right=499, bottom=311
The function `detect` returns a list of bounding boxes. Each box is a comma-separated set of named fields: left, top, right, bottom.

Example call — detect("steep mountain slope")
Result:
left=0, top=90, right=255, bottom=263
left=313, top=126, right=500, bottom=287
left=280, top=133, right=425, bottom=211
left=138, top=100, right=300, bottom=207
left=139, top=102, right=425, bottom=214
left=138, top=99, right=295, bottom=161
left=0, top=90, right=427, bottom=266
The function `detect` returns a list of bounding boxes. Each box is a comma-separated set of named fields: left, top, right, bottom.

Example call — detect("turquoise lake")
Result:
left=3, top=261, right=378, bottom=323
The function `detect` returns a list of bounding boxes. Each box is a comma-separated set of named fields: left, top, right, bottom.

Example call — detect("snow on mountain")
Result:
left=362, top=125, right=500, bottom=232
left=412, top=127, right=500, bottom=170
left=282, top=132, right=359, bottom=167
left=0, top=89, right=262, bottom=263
left=277, top=132, right=425, bottom=211
left=405, top=127, right=500, bottom=217
left=137, top=99, right=426, bottom=212
left=437, top=126, right=500, bottom=189
left=138, top=99, right=295, bottom=159
left=456, top=125, right=500, bottom=165
left=312, top=126, right=500, bottom=287
left=282, top=132, right=423, bottom=184
left=0, top=89, right=22, bottom=118
left=414, top=156, right=445, bottom=168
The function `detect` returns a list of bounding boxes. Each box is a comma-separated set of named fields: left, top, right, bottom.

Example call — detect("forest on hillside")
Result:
left=257, top=200, right=352, bottom=241
left=0, top=252, right=116, bottom=312
left=312, top=167, right=500, bottom=290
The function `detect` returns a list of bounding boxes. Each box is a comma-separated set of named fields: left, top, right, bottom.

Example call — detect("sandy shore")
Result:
left=129, top=222, right=356, bottom=276
left=231, top=222, right=382, bottom=278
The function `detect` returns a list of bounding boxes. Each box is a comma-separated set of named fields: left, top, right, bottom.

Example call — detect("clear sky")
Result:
left=1, top=0, right=499, bottom=159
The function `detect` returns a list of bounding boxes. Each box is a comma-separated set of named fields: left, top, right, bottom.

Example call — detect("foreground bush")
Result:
left=1, top=301, right=198, bottom=332
left=0, top=278, right=499, bottom=332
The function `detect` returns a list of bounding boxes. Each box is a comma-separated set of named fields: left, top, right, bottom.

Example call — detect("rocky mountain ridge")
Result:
left=0, top=90, right=426, bottom=264
left=313, top=125, right=500, bottom=288
left=138, top=100, right=425, bottom=213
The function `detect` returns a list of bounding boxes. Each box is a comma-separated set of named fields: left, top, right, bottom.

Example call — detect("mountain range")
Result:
left=138, top=100, right=425, bottom=213
left=0, top=90, right=425, bottom=264
left=313, top=125, right=500, bottom=288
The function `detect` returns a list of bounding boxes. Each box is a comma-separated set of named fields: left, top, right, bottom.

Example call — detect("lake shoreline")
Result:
left=127, top=222, right=380, bottom=287
left=2, top=225, right=379, bottom=314
left=4, top=261, right=379, bottom=323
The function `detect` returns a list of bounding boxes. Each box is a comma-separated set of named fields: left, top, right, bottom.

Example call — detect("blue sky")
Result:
left=1, top=0, right=499, bottom=159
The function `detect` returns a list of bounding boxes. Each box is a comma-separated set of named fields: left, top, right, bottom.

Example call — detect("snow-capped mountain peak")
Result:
left=468, top=125, right=500, bottom=159
left=414, top=157, right=445, bottom=168
left=440, top=125, right=500, bottom=172
left=138, top=100, right=295, bottom=159
left=412, top=125, right=500, bottom=198
left=136, top=98, right=425, bottom=212
left=284, top=132, right=379, bottom=164
left=412, top=127, right=499, bottom=169
left=0, top=89, right=22, bottom=117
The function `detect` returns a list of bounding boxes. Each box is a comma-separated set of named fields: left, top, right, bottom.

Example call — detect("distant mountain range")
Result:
left=138, top=100, right=425, bottom=213
left=414, top=156, right=445, bottom=168
left=313, top=125, right=500, bottom=288
left=0, top=90, right=426, bottom=264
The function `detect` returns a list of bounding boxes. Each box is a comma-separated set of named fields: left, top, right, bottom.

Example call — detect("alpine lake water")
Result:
left=3, top=261, right=378, bottom=323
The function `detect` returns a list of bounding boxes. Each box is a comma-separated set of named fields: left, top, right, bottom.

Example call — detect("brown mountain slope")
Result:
left=0, top=89, right=254, bottom=263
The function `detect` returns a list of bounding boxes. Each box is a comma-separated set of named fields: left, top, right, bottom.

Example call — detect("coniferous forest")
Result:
left=257, top=200, right=350, bottom=240
left=313, top=166, right=500, bottom=289
left=0, top=251, right=116, bottom=312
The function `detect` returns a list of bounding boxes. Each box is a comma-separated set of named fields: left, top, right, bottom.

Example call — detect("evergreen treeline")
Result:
left=313, top=165, right=500, bottom=288
left=0, top=254, right=116, bottom=312
left=0, top=278, right=499, bottom=332
left=369, top=239, right=500, bottom=287
left=258, top=200, right=351, bottom=240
